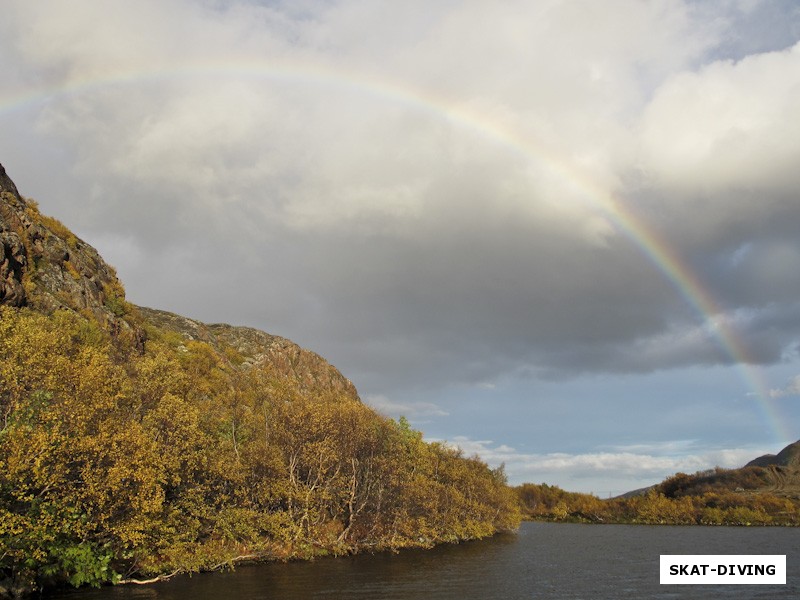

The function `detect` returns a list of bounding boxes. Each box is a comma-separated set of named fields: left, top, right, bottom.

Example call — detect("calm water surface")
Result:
left=49, top=522, right=800, bottom=599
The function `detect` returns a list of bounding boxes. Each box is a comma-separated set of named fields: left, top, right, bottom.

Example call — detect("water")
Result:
left=49, top=522, right=800, bottom=599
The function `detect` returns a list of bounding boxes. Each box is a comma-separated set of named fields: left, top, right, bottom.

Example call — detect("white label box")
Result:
left=660, top=555, right=786, bottom=585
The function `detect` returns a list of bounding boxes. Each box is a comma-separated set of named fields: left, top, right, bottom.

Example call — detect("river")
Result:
left=48, top=522, right=799, bottom=599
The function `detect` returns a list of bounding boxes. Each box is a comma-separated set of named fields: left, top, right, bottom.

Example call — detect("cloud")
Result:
left=639, top=41, right=800, bottom=195
left=769, top=375, right=800, bottom=399
left=446, top=436, right=772, bottom=494
left=0, top=0, right=799, bottom=404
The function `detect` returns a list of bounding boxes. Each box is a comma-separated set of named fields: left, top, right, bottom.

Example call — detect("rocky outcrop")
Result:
left=0, top=164, right=29, bottom=306
left=0, top=162, right=133, bottom=327
left=0, top=229, right=27, bottom=307
left=138, top=306, right=360, bottom=402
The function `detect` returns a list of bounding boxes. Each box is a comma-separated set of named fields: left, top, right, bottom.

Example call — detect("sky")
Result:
left=1, top=0, right=800, bottom=494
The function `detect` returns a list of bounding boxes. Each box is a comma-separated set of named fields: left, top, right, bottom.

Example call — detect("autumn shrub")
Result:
left=0, top=306, right=521, bottom=595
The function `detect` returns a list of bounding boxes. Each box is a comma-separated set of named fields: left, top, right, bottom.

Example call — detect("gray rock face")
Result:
left=0, top=230, right=27, bottom=306
left=0, top=164, right=30, bottom=307
left=0, top=162, right=126, bottom=323
left=0, top=163, right=21, bottom=198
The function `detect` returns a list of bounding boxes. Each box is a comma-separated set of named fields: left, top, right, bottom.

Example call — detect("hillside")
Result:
left=746, top=440, right=800, bottom=468
left=516, top=441, right=800, bottom=525
left=0, top=163, right=521, bottom=598
left=607, top=441, right=800, bottom=501
left=137, top=306, right=360, bottom=403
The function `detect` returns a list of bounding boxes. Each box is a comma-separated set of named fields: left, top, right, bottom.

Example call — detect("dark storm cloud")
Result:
left=1, top=0, right=799, bottom=399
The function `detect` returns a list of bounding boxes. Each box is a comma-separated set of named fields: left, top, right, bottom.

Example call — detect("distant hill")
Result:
left=746, top=440, right=800, bottom=468
left=517, top=440, right=800, bottom=526
left=614, top=485, right=656, bottom=499
left=659, top=440, right=800, bottom=499
left=610, top=440, right=800, bottom=499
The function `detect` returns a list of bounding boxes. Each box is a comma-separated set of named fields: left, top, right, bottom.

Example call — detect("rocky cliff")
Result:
left=0, top=163, right=128, bottom=323
left=0, top=164, right=29, bottom=307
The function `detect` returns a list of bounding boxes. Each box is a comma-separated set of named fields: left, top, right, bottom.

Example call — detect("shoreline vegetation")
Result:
left=515, top=467, right=800, bottom=526
left=1, top=314, right=797, bottom=599
left=0, top=306, right=520, bottom=599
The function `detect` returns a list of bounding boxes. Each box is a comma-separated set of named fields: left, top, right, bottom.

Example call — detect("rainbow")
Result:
left=0, top=58, right=790, bottom=443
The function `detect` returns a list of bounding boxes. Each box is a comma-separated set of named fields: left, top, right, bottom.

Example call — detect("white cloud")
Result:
left=604, top=439, right=699, bottom=454
left=445, top=437, right=771, bottom=494
left=639, top=41, right=800, bottom=195
left=769, top=375, right=800, bottom=398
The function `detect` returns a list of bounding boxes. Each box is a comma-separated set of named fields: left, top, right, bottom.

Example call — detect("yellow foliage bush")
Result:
left=0, top=305, right=521, bottom=595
